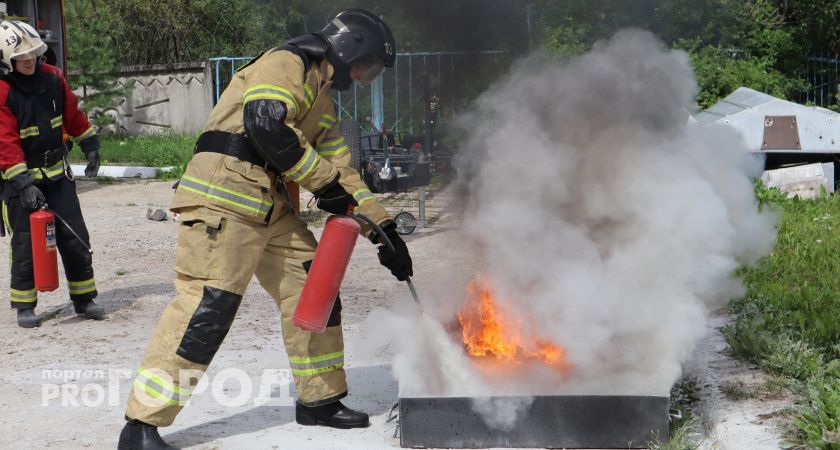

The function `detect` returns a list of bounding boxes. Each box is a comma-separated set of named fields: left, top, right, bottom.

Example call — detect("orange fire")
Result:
left=458, top=277, right=572, bottom=373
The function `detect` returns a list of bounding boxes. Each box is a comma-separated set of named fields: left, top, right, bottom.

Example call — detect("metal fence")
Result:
left=803, top=55, right=840, bottom=108
left=210, top=51, right=513, bottom=135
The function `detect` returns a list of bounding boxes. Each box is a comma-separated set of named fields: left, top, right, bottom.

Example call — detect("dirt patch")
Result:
left=689, top=309, right=797, bottom=450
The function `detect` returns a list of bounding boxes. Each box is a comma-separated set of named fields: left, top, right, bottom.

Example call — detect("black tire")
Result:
left=394, top=211, right=417, bottom=235
left=340, top=118, right=363, bottom=171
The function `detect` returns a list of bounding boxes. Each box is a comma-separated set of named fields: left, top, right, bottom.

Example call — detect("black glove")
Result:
left=79, top=134, right=101, bottom=177
left=375, top=222, right=413, bottom=281
left=19, top=185, right=46, bottom=209
left=9, top=171, right=45, bottom=210
left=313, top=175, right=357, bottom=215
left=84, top=149, right=100, bottom=177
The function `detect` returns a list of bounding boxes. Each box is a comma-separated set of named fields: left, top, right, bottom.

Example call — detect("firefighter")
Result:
left=118, top=9, right=412, bottom=449
left=0, top=21, right=103, bottom=328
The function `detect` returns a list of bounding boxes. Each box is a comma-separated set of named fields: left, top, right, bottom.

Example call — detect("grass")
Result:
left=719, top=378, right=790, bottom=401
left=652, top=378, right=703, bottom=450
left=649, top=417, right=703, bottom=450
left=789, top=376, right=840, bottom=449
left=67, top=133, right=196, bottom=178
left=720, top=380, right=758, bottom=400
left=725, top=183, right=840, bottom=449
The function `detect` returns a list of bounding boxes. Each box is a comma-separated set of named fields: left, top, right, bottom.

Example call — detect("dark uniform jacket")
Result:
left=0, top=62, right=96, bottom=184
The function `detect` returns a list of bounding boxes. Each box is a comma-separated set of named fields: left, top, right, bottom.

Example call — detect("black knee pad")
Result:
left=176, top=286, right=243, bottom=365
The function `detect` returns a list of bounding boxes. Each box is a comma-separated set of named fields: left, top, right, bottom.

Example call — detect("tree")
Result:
left=66, top=0, right=130, bottom=130
left=103, top=0, right=291, bottom=65
left=534, top=0, right=810, bottom=108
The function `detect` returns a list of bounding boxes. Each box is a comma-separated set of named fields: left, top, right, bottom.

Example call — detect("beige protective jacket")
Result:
left=171, top=49, right=389, bottom=233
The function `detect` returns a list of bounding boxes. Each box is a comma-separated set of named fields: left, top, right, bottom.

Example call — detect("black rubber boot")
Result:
left=296, top=400, right=370, bottom=429
left=117, top=419, right=178, bottom=450
left=16, top=308, right=41, bottom=328
left=74, top=300, right=105, bottom=320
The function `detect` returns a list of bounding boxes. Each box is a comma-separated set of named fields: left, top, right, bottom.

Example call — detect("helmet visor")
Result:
left=358, top=59, right=384, bottom=85
left=12, top=48, right=40, bottom=61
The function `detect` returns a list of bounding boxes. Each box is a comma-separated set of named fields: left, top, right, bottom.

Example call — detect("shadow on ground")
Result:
left=163, top=364, right=397, bottom=448
left=38, top=282, right=176, bottom=325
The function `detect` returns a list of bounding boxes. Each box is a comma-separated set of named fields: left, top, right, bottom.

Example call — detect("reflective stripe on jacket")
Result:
left=172, top=49, right=389, bottom=229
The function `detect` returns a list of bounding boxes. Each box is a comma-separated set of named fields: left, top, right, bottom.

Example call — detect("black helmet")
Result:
left=316, top=9, right=395, bottom=72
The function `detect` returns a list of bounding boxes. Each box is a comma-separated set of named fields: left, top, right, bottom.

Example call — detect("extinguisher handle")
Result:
left=352, top=211, right=421, bottom=307
left=353, top=211, right=395, bottom=253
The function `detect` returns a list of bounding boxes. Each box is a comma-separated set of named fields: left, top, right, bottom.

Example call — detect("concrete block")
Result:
left=761, top=162, right=835, bottom=199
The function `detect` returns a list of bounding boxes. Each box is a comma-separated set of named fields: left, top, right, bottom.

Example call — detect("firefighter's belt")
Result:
left=195, top=131, right=265, bottom=167
left=28, top=146, right=67, bottom=168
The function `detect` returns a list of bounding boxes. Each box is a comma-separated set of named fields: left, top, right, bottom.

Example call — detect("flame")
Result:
left=458, top=277, right=572, bottom=373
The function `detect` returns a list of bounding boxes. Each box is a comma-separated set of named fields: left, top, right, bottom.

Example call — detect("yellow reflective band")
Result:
left=282, top=146, right=319, bottom=182
left=291, top=363, right=345, bottom=377
left=68, top=278, right=96, bottom=295
left=2, top=200, right=11, bottom=237
left=289, top=351, right=345, bottom=377
left=20, top=126, right=39, bottom=139
left=303, top=84, right=314, bottom=109
left=178, top=176, right=272, bottom=215
left=288, top=351, right=344, bottom=365
left=74, top=127, right=96, bottom=142
left=137, top=369, right=192, bottom=395
left=10, top=287, right=37, bottom=302
left=134, top=380, right=179, bottom=406
left=318, top=114, right=337, bottom=129
left=242, top=84, right=298, bottom=115
left=135, top=369, right=192, bottom=405
left=316, top=137, right=349, bottom=157
left=3, top=163, right=27, bottom=179
left=30, top=160, right=65, bottom=181
left=50, top=115, right=63, bottom=129
left=352, top=188, right=375, bottom=205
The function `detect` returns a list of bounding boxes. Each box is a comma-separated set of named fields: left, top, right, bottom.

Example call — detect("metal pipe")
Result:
left=409, top=56, right=414, bottom=133
left=215, top=60, right=221, bottom=103
left=395, top=55, right=399, bottom=134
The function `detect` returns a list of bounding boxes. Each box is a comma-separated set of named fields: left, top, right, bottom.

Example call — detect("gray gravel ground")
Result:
left=0, top=180, right=464, bottom=449
left=0, top=180, right=791, bottom=449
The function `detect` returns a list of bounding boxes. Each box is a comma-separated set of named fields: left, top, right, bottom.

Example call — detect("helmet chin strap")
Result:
left=325, top=49, right=353, bottom=91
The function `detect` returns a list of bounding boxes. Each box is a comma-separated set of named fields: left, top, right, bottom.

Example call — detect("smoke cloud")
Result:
left=366, top=29, right=777, bottom=422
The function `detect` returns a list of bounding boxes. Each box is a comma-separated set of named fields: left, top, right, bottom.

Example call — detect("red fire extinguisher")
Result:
left=293, top=214, right=360, bottom=333
left=30, top=209, right=59, bottom=292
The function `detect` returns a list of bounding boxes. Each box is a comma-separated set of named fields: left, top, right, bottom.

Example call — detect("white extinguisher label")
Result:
left=46, top=221, right=57, bottom=251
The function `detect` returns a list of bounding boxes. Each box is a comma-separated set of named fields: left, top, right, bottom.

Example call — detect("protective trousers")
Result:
left=1, top=176, right=96, bottom=309
left=125, top=206, right=346, bottom=427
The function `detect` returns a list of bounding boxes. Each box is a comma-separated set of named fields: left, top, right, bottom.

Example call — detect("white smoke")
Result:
left=366, top=29, right=777, bottom=421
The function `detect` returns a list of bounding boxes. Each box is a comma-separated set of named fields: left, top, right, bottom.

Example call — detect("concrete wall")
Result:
left=74, top=62, right=213, bottom=135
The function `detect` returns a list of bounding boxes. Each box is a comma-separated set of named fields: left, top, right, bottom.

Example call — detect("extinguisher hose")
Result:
left=46, top=207, right=93, bottom=254
left=352, top=211, right=422, bottom=307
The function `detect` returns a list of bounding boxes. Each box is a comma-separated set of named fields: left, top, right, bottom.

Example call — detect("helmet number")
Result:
left=5, top=35, right=18, bottom=48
